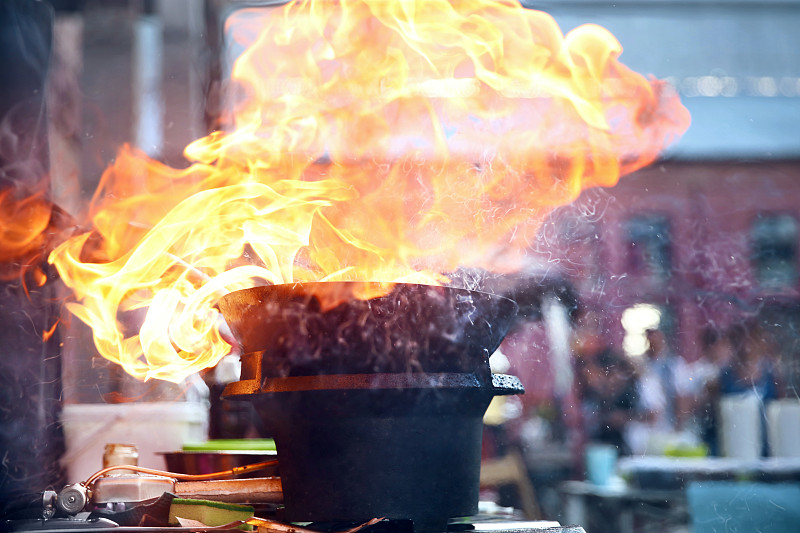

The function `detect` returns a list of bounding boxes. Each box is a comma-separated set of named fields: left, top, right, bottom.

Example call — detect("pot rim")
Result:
left=223, top=372, right=523, bottom=397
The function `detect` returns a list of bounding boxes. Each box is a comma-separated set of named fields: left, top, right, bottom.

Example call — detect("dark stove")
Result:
left=217, top=283, right=524, bottom=531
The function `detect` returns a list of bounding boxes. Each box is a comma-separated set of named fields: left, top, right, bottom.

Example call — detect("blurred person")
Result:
left=570, top=309, right=629, bottom=474
left=684, top=327, right=733, bottom=393
left=643, top=328, right=691, bottom=429
left=570, top=308, right=639, bottom=454
left=719, top=321, right=783, bottom=400
left=717, top=320, right=785, bottom=456
left=626, top=328, right=690, bottom=454
left=572, top=310, right=607, bottom=362
left=571, top=311, right=610, bottom=442
left=580, top=349, right=639, bottom=455
left=681, top=326, right=733, bottom=455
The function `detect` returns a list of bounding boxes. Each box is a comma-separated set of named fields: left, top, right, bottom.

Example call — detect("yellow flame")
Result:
left=47, top=0, right=689, bottom=383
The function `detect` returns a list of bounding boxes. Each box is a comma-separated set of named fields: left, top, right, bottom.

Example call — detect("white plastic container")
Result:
left=60, top=402, right=208, bottom=483
left=767, top=399, right=800, bottom=457
left=719, top=393, right=762, bottom=460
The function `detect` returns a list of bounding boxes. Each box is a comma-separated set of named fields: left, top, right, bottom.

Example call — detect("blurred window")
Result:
left=625, top=215, right=671, bottom=281
left=751, top=213, right=798, bottom=289
left=756, top=305, right=800, bottom=393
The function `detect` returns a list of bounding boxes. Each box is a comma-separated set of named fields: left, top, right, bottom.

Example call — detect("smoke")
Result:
left=0, top=0, right=52, bottom=187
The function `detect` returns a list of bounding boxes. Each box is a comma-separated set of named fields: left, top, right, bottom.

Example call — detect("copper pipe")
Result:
left=84, top=459, right=278, bottom=486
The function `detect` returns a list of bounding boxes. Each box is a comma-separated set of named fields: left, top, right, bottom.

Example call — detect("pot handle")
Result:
left=490, top=373, right=525, bottom=396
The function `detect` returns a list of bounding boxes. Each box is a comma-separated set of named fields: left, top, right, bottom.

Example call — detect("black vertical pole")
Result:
left=0, top=0, right=65, bottom=514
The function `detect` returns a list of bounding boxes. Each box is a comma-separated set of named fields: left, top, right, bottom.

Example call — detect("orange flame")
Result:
left=0, top=186, right=60, bottom=287
left=45, top=0, right=689, bottom=383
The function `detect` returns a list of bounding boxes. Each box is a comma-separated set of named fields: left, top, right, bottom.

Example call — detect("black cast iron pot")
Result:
left=220, top=282, right=523, bottom=531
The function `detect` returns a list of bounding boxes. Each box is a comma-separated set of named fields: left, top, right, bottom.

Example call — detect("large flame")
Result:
left=40, top=0, right=689, bottom=382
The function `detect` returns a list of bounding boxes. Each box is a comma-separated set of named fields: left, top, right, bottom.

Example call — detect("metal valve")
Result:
left=57, top=483, right=89, bottom=515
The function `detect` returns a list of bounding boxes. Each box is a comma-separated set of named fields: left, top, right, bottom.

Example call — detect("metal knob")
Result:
left=57, top=483, right=88, bottom=515
left=42, top=490, right=57, bottom=519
